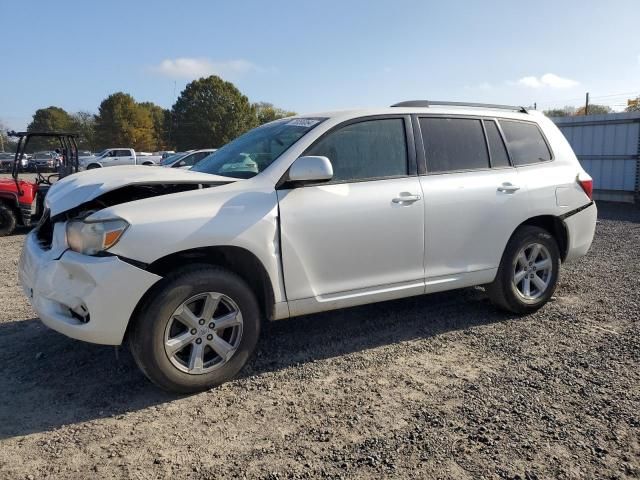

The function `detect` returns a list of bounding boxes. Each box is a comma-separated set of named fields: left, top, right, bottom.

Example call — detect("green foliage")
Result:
left=253, top=102, right=296, bottom=125
left=543, top=106, right=576, bottom=117
left=172, top=75, right=257, bottom=150
left=71, top=111, right=97, bottom=151
left=0, top=121, right=14, bottom=153
left=26, top=106, right=75, bottom=150
left=138, top=102, right=171, bottom=150
left=95, top=93, right=156, bottom=151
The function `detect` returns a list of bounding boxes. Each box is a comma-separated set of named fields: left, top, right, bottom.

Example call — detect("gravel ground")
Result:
left=0, top=201, right=638, bottom=479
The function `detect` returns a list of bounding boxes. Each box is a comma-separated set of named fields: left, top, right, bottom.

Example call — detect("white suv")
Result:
left=18, top=101, right=597, bottom=392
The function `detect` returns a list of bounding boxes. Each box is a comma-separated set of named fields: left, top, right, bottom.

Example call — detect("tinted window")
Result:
left=420, top=118, right=489, bottom=173
left=483, top=120, right=510, bottom=168
left=306, top=118, right=407, bottom=182
left=499, top=120, right=551, bottom=165
left=117, top=150, right=131, bottom=157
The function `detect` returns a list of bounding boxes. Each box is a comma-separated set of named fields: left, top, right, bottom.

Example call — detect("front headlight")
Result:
left=66, top=218, right=129, bottom=255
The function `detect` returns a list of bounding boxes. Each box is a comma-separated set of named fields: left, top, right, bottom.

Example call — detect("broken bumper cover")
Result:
left=19, top=231, right=161, bottom=345
left=563, top=201, right=597, bottom=263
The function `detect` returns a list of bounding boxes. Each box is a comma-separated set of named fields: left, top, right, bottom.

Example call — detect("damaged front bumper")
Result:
left=19, top=231, right=161, bottom=345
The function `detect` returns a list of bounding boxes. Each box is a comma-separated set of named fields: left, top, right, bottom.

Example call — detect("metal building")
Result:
left=552, top=112, right=640, bottom=203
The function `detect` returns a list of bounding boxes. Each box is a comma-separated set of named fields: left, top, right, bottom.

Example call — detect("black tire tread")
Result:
left=128, top=264, right=261, bottom=393
left=486, top=226, right=561, bottom=314
left=0, top=202, right=17, bottom=237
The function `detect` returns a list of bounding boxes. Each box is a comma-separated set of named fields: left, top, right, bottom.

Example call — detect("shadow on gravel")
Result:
left=0, top=287, right=513, bottom=439
left=596, top=201, right=640, bottom=223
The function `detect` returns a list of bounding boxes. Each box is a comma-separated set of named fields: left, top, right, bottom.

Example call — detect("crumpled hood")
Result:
left=46, top=165, right=236, bottom=216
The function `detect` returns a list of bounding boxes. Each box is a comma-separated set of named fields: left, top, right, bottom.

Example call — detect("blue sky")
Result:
left=1, top=0, right=639, bottom=130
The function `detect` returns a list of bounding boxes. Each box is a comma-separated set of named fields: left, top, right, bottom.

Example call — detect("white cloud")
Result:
left=150, top=57, right=260, bottom=79
left=516, top=73, right=579, bottom=89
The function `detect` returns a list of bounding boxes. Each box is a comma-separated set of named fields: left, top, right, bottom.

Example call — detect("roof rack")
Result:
left=391, top=100, right=528, bottom=114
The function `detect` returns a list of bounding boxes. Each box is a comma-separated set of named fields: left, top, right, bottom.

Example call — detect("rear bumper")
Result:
left=19, top=231, right=161, bottom=345
left=563, top=201, right=597, bottom=262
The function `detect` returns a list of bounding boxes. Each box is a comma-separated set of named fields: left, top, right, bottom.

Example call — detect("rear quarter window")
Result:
left=499, top=120, right=551, bottom=165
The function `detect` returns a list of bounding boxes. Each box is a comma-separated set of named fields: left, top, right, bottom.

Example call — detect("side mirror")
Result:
left=288, top=156, right=333, bottom=183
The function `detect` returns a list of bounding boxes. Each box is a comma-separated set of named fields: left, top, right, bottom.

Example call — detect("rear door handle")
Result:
left=497, top=183, right=520, bottom=193
left=392, top=193, right=422, bottom=204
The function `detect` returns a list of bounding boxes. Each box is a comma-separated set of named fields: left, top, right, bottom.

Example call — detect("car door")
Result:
left=117, top=149, right=135, bottom=165
left=277, top=116, right=425, bottom=313
left=416, top=116, right=530, bottom=290
left=101, top=150, right=118, bottom=166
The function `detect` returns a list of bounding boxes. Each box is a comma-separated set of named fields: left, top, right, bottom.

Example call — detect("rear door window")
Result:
left=483, top=120, right=510, bottom=168
left=419, top=117, right=489, bottom=173
left=498, top=120, right=551, bottom=165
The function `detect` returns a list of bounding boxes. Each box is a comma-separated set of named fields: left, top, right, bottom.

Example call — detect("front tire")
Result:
left=86, top=163, right=101, bottom=170
left=128, top=265, right=261, bottom=393
left=486, top=226, right=560, bottom=314
left=0, top=203, right=17, bottom=236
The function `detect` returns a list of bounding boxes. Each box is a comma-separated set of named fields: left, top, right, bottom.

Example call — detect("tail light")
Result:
left=578, top=176, right=593, bottom=200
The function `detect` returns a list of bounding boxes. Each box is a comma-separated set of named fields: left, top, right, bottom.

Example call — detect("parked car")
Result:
left=28, top=151, right=60, bottom=171
left=18, top=101, right=597, bottom=393
left=0, top=152, right=14, bottom=171
left=79, top=148, right=161, bottom=169
left=161, top=149, right=216, bottom=169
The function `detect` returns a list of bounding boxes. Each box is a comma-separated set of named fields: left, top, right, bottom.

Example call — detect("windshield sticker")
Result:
left=286, top=118, right=320, bottom=128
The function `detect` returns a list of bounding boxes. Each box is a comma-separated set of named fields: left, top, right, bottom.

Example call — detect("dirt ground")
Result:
left=0, top=201, right=638, bottom=479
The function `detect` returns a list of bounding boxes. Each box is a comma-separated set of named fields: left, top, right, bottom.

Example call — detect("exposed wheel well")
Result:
left=86, top=163, right=101, bottom=169
left=518, top=215, right=568, bottom=261
left=145, top=246, right=276, bottom=321
left=142, top=162, right=153, bottom=166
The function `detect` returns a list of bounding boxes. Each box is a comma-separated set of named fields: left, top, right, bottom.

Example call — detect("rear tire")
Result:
left=128, top=265, right=261, bottom=393
left=486, top=226, right=560, bottom=314
left=86, top=164, right=101, bottom=170
left=0, top=203, right=17, bottom=237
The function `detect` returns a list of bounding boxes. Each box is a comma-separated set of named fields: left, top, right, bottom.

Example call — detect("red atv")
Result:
left=0, top=131, right=79, bottom=236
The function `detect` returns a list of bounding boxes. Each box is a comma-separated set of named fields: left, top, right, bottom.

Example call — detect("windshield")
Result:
left=93, top=149, right=108, bottom=157
left=160, top=152, right=185, bottom=166
left=191, top=118, right=325, bottom=179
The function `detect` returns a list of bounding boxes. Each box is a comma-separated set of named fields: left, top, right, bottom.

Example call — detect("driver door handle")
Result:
left=392, top=193, right=422, bottom=204
left=497, top=182, right=520, bottom=193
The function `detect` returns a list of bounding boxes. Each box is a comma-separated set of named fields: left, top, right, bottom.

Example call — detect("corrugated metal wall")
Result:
left=552, top=112, right=640, bottom=202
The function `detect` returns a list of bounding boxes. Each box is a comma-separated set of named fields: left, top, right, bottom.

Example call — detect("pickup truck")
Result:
left=18, top=104, right=596, bottom=393
left=79, top=148, right=161, bottom=170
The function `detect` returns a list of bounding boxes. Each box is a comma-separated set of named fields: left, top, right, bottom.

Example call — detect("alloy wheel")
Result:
left=513, top=242, right=553, bottom=301
left=163, top=292, right=243, bottom=374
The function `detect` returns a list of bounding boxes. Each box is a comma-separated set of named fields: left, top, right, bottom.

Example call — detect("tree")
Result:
left=95, top=93, right=156, bottom=151
left=0, top=120, right=14, bottom=153
left=26, top=106, right=75, bottom=150
left=625, top=96, right=640, bottom=112
left=543, top=106, right=576, bottom=117
left=138, top=102, right=171, bottom=150
left=171, top=75, right=257, bottom=150
left=71, top=111, right=97, bottom=151
left=253, top=102, right=296, bottom=125
left=574, top=104, right=612, bottom=116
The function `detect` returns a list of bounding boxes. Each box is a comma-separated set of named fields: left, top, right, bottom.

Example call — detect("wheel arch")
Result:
left=515, top=215, right=569, bottom=262
left=137, top=246, right=276, bottom=324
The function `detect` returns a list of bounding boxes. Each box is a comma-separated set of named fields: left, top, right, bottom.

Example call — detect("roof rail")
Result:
left=391, top=100, right=528, bottom=114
